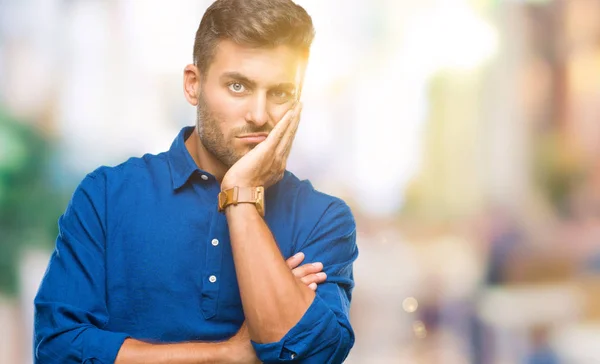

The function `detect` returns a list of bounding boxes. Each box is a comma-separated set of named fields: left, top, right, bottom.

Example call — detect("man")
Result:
left=34, top=0, right=358, bottom=363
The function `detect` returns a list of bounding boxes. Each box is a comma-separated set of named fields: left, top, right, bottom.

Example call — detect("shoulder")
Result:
left=278, top=172, right=358, bottom=270
left=68, top=152, right=170, bottom=212
left=281, top=170, right=352, bottom=210
left=85, top=152, right=169, bottom=188
left=278, top=171, right=356, bottom=237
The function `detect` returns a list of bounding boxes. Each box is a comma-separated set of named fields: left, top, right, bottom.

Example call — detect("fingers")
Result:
left=278, top=102, right=302, bottom=158
left=291, top=261, right=323, bottom=278
left=300, top=272, right=327, bottom=287
left=265, top=101, right=301, bottom=148
left=285, top=252, right=304, bottom=269
left=289, top=255, right=327, bottom=290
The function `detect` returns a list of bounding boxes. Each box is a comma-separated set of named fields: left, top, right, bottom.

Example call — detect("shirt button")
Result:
left=291, top=353, right=296, bottom=359
left=209, top=275, right=217, bottom=283
left=211, top=239, right=219, bottom=246
left=200, top=174, right=209, bottom=181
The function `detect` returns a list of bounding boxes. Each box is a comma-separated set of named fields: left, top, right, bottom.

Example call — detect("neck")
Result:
left=185, top=127, right=229, bottom=183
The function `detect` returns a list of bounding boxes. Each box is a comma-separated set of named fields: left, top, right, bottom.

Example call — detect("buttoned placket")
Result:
left=195, top=175, right=227, bottom=319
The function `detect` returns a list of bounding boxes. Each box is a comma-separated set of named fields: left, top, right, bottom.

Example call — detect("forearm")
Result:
left=115, top=338, right=232, bottom=364
left=226, top=203, right=315, bottom=344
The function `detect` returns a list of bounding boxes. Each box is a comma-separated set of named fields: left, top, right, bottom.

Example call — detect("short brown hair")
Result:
left=193, top=0, right=315, bottom=74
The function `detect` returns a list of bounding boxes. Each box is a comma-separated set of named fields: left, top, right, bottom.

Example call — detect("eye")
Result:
left=270, top=89, right=293, bottom=102
left=272, top=90, right=289, bottom=98
left=228, top=82, right=246, bottom=93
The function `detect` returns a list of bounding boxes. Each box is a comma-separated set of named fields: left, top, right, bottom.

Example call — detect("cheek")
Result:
left=269, top=103, right=292, bottom=124
left=204, top=86, right=246, bottom=130
left=208, top=89, right=244, bottom=118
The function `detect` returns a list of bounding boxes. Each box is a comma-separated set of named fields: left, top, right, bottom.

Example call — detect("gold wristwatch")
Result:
left=218, top=186, right=265, bottom=217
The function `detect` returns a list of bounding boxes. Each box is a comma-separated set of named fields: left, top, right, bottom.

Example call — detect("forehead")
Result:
left=208, top=39, right=303, bottom=85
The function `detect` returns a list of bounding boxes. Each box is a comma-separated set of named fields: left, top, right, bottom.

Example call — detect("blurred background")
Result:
left=1, top=0, right=600, bottom=362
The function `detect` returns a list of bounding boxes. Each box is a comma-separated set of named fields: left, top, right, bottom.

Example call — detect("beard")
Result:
left=196, top=91, right=239, bottom=168
left=196, top=88, right=273, bottom=168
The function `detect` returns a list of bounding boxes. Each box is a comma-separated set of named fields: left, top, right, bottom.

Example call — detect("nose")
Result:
left=245, top=92, right=270, bottom=127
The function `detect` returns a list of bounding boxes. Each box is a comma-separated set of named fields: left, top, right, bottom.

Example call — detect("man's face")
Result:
left=194, top=40, right=303, bottom=167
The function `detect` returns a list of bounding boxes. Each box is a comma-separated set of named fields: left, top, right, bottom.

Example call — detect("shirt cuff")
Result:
left=251, top=294, right=342, bottom=362
left=82, top=329, right=130, bottom=364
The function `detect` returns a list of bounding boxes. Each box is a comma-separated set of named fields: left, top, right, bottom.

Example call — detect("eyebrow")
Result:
left=220, top=72, right=296, bottom=91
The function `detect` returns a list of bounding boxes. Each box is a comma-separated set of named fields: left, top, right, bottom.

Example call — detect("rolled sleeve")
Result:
left=83, top=329, right=130, bottom=363
left=251, top=293, right=348, bottom=362
left=34, top=171, right=129, bottom=363
left=33, top=316, right=129, bottom=364
left=253, top=200, right=358, bottom=363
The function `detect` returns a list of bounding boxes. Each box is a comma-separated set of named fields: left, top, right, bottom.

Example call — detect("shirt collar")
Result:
left=167, top=126, right=205, bottom=190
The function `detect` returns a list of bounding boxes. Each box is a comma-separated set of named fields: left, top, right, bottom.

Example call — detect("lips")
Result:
left=236, top=133, right=268, bottom=143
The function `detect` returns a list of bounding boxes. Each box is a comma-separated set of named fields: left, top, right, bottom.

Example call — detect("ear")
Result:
left=183, top=64, right=202, bottom=106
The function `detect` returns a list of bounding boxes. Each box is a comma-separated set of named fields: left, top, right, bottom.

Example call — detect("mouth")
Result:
left=236, top=133, right=268, bottom=144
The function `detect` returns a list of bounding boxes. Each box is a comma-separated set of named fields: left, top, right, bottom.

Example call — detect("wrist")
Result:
left=218, top=186, right=265, bottom=217
left=223, top=201, right=260, bottom=217
left=221, top=176, right=250, bottom=191
left=220, top=182, right=235, bottom=191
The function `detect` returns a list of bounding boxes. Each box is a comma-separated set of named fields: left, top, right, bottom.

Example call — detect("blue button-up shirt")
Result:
left=34, top=126, right=358, bottom=363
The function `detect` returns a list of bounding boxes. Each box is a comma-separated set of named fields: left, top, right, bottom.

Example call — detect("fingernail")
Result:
left=312, top=262, right=323, bottom=268
left=317, top=272, right=327, bottom=279
left=294, top=252, right=303, bottom=258
left=309, top=283, right=317, bottom=290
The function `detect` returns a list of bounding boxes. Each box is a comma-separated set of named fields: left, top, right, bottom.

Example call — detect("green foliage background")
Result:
left=0, top=108, right=66, bottom=296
